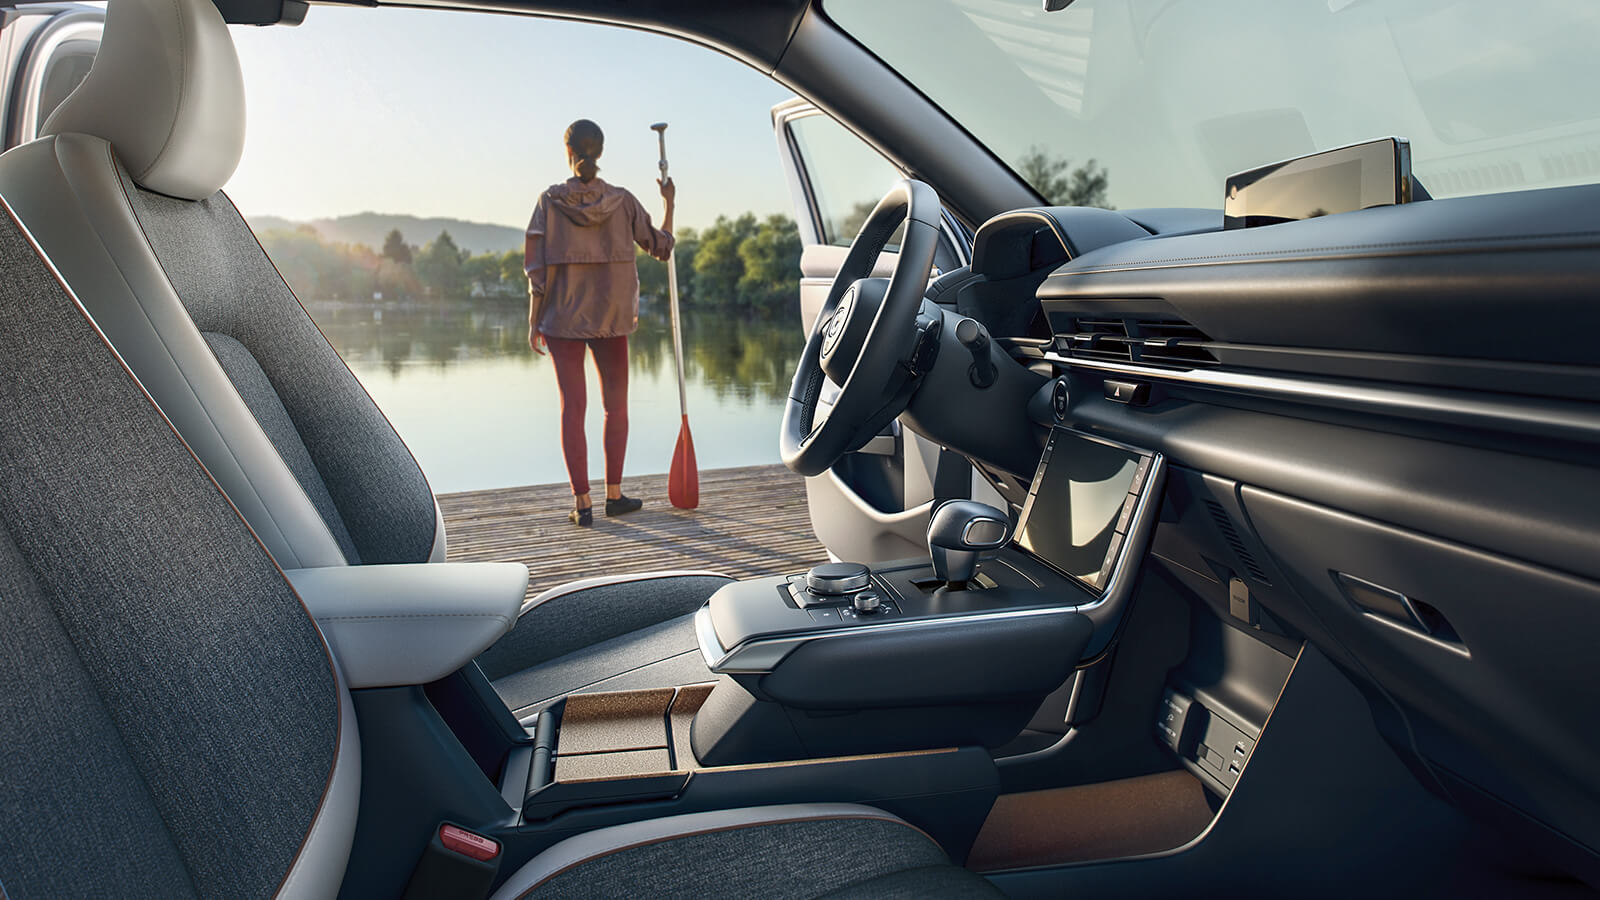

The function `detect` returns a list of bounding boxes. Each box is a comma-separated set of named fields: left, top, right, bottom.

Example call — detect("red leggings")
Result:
left=547, top=335, right=629, bottom=496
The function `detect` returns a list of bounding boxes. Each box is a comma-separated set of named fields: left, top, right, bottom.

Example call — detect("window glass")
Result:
left=826, top=0, right=1600, bottom=208
left=787, top=113, right=905, bottom=247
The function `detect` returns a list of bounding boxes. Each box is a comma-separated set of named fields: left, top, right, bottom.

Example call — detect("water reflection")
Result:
left=304, top=297, right=804, bottom=493
left=307, top=298, right=802, bottom=403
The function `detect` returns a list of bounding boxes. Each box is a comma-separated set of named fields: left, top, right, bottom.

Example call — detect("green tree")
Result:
left=413, top=230, right=468, bottom=297
left=381, top=228, right=412, bottom=264
left=500, top=250, right=526, bottom=291
left=691, top=214, right=758, bottom=305
left=737, top=215, right=802, bottom=309
left=1015, top=148, right=1113, bottom=208
left=462, top=252, right=505, bottom=296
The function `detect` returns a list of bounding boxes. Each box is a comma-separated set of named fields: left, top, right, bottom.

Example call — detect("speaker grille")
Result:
left=1205, top=500, right=1271, bottom=584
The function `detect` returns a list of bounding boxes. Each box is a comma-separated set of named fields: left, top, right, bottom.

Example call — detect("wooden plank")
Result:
left=438, top=463, right=826, bottom=599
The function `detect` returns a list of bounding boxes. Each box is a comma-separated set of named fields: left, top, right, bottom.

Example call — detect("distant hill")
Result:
left=245, top=212, right=524, bottom=256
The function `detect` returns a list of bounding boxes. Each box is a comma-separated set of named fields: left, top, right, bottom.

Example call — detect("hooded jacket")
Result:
left=525, top=177, right=674, bottom=339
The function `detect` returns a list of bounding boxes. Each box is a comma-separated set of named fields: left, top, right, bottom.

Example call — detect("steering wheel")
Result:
left=781, top=179, right=942, bottom=477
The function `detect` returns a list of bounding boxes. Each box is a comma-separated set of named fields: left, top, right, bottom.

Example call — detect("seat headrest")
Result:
left=43, top=0, right=245, bottom=201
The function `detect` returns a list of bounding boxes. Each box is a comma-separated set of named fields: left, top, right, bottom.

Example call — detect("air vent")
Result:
left=1064, top=318, right=1135, bottom=363
left=1057, top=316, right=1218, bottom=369
left=1204, top=500, right=1272, bottom=585
left=1134, top=319, right=1220, bottom=368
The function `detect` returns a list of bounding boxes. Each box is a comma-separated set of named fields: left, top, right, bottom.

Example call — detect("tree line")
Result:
left=258, top=215, right=805, bottom=315
left=258, top=226, right=527, bottom=302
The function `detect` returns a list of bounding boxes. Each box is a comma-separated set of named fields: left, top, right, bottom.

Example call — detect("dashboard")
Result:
left=923, top=181, right=1600, bottom=886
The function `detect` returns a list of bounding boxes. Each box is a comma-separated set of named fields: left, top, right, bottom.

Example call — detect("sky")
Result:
left=226, top=7, right=798, bottom=233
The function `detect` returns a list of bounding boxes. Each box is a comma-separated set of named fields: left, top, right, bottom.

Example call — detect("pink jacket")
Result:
left=525, top=177, right=674, bottom=339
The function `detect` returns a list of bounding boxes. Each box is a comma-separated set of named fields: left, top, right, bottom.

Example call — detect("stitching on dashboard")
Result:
left=1050, top=228, right=1600, bottom=276
left=315, top=608, right=508, bottom=614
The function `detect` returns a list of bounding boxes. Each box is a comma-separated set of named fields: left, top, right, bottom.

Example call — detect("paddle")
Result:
left=653, top=122, right=699, bottom=509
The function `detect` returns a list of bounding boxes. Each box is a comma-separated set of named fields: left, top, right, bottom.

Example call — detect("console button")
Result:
left=1127, top=455, right=1153, bottom=494
left=1050, top=379, right=1070, bottom=421
left=839, top=601, right=897, bottom=623
left=1103, top=379, right=1150, bottom=406
left=1096, top=532, right=1125, bottom=587
left=806, top=562, right=872, bottom=595
left=807, top=608, right=841, bottom=625
left=1114, top=493, right=1138, bottom=534
left=852, top=591, right=882, bottom=614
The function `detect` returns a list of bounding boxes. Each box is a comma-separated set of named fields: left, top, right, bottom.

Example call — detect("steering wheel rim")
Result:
left=780, top=179, right=942, bottom=477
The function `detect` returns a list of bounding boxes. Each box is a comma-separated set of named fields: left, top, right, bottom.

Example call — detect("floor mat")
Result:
left=968, top=769, right=1216, bottom=871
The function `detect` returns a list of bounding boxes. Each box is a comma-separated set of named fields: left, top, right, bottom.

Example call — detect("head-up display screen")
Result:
left=1016, top=431, right=1147, bottom=592
left=1224, top=137, right=1411, bottom=230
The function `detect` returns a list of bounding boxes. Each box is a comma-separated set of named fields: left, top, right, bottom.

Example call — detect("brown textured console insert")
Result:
left=553, top=684, right=715, bottom=783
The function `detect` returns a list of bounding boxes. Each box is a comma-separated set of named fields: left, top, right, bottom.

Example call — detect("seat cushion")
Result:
left=491, top=804, right=1003, bottom=900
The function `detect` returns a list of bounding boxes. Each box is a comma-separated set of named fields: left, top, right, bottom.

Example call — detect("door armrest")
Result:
left=284, top=562, right=528, bottom=689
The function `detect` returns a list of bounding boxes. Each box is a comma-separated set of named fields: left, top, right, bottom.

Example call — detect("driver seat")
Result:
left=0, top=0, right=722, bottom=707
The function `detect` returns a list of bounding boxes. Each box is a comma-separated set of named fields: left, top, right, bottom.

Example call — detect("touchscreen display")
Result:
left=1224, top=137, right=1411, bottom=229
left=1016, top=432, right=1144, bottom=591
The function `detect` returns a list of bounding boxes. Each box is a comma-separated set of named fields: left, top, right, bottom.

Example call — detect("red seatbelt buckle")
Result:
left=401, top=822, right=502, bottom=900
left=439, top=824, right=500, bottom=862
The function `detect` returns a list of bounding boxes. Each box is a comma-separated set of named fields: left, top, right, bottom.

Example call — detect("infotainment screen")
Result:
left=1224, top=137, right=1413, bottom=230
left=1015, top=430, right=1150, bottom=593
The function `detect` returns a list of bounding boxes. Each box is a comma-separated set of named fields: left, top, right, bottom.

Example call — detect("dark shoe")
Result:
left=605, top=494, right=643, bottom=516
left=569, top=506, right=593, bottom=527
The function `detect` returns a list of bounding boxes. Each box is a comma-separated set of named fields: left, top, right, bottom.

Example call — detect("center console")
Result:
left=686, top=428, right=1167, bottom=767
left=342, top=427, right=1170, bottom=895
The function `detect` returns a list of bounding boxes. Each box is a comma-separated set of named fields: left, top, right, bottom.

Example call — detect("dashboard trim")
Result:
left=1040, top=353, right=1600, bottom=445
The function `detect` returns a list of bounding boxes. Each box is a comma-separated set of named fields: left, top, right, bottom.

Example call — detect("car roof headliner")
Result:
left=292, top=0, right=813, bottom=71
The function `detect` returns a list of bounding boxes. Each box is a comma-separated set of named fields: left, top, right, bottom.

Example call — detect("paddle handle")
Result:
left=652, top=123, right=688, bottom=417
left=667, top=252, right=687, bottom=415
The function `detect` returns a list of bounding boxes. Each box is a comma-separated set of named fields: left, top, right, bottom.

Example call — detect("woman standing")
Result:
left=526, top=119, right=676, bottom=527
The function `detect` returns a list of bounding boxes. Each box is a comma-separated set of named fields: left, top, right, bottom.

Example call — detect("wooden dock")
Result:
left=437, top=464, right=826, bottom=599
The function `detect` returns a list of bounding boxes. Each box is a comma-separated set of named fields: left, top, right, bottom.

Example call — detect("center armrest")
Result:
left=284, top=562, right=528, bottom=689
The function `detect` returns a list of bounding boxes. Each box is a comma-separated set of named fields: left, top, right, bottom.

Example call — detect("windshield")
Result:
left=825, top=0, right=1600, bottom=210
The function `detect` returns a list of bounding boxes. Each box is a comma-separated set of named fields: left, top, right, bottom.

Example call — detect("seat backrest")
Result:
left=0, top=0, right=445, bottom=570
left=0, top=198, right=359, bottom=898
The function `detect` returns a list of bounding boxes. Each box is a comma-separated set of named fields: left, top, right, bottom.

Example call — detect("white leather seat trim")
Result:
left=428, top=501, right=449, bottom=563
left=0, top=134, right=349, bottom=570
left=275, top=655, right=361, bottom=899
left=285, top=562, right=529, bottom=689
left=520, top=570, right=732, bottom=616
left=41, top=0, right=245, bottom=201
left=489, top=804, right=921, bottom=900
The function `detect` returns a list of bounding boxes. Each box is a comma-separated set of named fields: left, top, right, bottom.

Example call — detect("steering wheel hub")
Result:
left=820, top=278, right=888, bottom=384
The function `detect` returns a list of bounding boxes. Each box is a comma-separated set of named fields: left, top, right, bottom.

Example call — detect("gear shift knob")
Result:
left=927, top=499, right=1012, bottom=590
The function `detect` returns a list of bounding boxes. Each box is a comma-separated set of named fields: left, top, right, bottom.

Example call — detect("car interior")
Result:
left=0, top=0, right=1597, bottom=897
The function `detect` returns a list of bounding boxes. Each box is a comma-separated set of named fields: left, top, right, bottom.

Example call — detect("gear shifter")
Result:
left=927, top=499, right=1013, bottom=590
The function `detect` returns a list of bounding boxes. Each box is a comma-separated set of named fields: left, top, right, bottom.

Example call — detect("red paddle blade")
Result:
left=669, top=415, right=699, bottom=509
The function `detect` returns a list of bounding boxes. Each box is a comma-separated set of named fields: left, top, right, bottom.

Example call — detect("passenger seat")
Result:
left=0, top=195, right=1001, bottom=899
left=0, top=0, right=725, bottom=700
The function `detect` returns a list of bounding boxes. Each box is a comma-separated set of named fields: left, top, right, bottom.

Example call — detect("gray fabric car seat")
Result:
left=0, top=0, right=441, bottom=570
left=0, top=0, right=733, bottom=700
left=0, top=196, right=1002, bottom=898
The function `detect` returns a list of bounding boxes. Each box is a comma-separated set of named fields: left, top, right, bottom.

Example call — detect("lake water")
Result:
left=306, top=298, right=805, bottom=494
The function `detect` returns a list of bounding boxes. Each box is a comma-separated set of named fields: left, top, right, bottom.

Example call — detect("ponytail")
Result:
left=565, top=119, right=604, bottom=183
